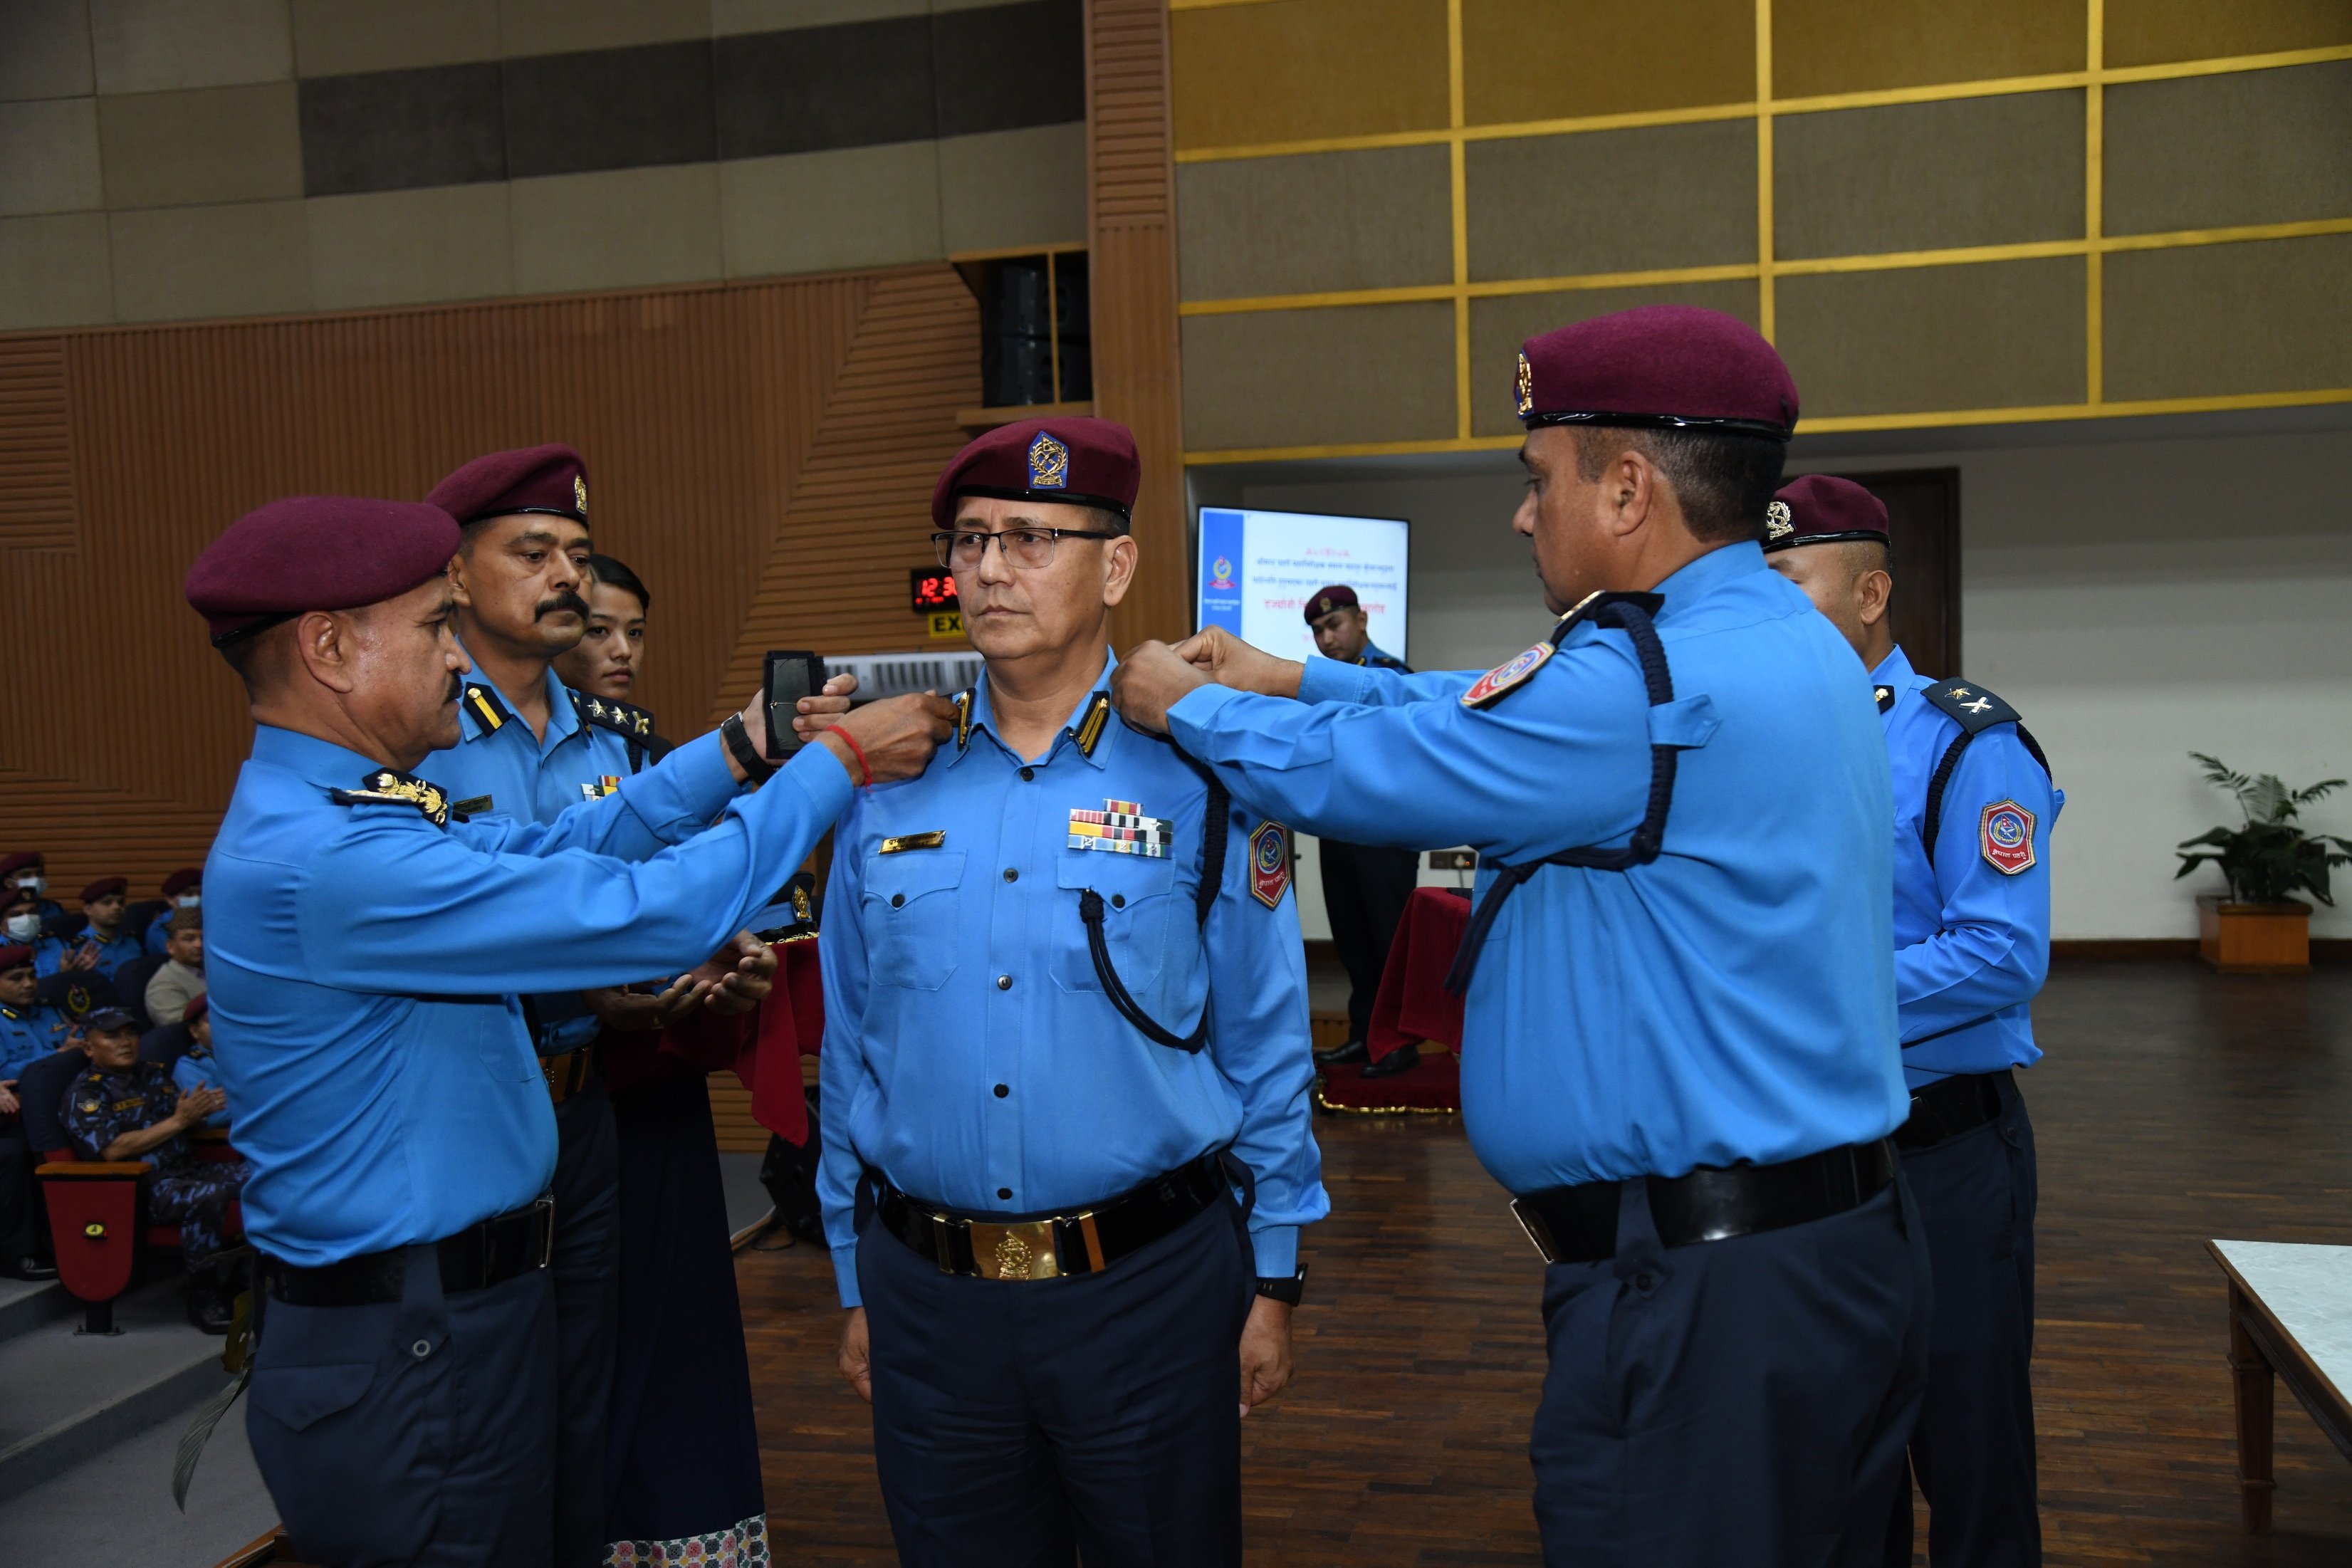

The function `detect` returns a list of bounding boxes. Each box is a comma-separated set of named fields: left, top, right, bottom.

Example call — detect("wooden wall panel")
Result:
left=1087, top=0, right=1191, bottom=645
left=0, top=266, right=983, bottom=900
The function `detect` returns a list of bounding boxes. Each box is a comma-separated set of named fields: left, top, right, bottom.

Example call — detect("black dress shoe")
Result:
left=4, top=1255, right=58, bottom=1280
left=187, top=1282, right=234, bottom=1334
left=1360, top=1044, right=1421, bottom=1079
left=1313, top=1038, right=1370, bottom=1067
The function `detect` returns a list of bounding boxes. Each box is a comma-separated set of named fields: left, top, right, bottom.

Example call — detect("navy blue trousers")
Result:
left=551, top=1081, right=621, bottom=1568
left=1883, top=1075, right=2040, bottom=1567
left=1530, top=1175, right=1931, bottom=1568
left=858, top=1196, right=1255, bottom=1568
left=248, top=1246, right=556, bottom=1567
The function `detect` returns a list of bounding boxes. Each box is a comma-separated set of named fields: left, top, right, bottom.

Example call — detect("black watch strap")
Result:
left=1254, top=1265, right=1306, bottom=1306
left=720, top=713, right=778, bottom=781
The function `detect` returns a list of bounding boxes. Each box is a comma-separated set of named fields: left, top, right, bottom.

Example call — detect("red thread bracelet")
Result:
left=832, top=727, right=872, bottom=787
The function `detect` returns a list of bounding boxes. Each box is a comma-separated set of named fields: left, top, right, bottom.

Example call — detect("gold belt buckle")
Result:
left=965, top=1217, right=1062, bottom=1281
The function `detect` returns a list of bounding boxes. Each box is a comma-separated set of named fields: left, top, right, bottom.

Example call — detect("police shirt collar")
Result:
left=253, top=724, right=425, bottom=793
left=1868, top=644, right=1915, bottom=689
left=451, top=639, right=580, bottom=748
left=1648, top=538, right=1767, bottom=616
left=951, top=646, right=1116, bottom=771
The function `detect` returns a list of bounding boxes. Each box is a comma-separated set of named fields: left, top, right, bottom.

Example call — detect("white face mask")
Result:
left=4, top=913, right=39, bottom=942
left=175, top=893, right=201, bottom=908
left=14, top=877, right=44, bottom=897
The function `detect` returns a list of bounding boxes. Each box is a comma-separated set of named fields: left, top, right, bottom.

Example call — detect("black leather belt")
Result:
left=1892, top=1068, right=2007, bottom=1152
left=874, top=1152, right=1227, bottom=1282
left=1510, top=1139, right=1897, bottom=1265
left=261, top=1196, right=555, bottom=1307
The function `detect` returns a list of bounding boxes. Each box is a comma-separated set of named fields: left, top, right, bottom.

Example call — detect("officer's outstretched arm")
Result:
left=815, top=806, right=882, bottom=1310
left=446, top=731, right=743, bottom=864
left=293, top=744, right=857, bottom=995
left=1170, top=642, right=1655, bottom=863
left=1897, top=729, right=2058, bottom=1042
left=1203, top=819, right=1328, bottom=1280
left=1296, top=656, right=1480, bottom=710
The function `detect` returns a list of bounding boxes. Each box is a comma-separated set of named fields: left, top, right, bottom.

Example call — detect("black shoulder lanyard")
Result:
left=1445, top=592, right=1677, bottom=995
left=1074, top=726, right=1230, bottom=1054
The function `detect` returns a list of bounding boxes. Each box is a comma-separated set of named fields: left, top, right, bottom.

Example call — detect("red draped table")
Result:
left=1316, top=886, right=1468, bottom=1114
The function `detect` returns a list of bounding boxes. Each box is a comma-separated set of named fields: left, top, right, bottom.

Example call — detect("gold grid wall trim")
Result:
left=1166, top=0, right=2352, bottom=462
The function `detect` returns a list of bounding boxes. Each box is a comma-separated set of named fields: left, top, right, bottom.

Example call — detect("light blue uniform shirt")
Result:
left=418, top=658, right=665, bottom=1056
left=171, top=1047, right=233, bottom=1129
left=1169, top=542, right=1908, bottom=1197
left=818, top=651, right=1327, bottom=1308
left=205, top=723, right=853, bottom=1267
left=34, top=927, right=145, bottom=979
left=0, top=1002, right=63, bottom=1082
left=1875, top=647, right=2062, bottom=1088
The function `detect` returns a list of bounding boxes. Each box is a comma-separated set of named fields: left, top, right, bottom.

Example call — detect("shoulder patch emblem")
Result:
left=1980, top=800, right=2037, bottom=875
left=331, top=770, right=451, bottom=827
left=1461, top=641, right=1556, bottom=709
left=1249, top=822, right=1292, bottom=909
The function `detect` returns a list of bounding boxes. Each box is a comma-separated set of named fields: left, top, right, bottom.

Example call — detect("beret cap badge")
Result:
left=1026, top=431, right=1070, bottom=490
left=1765, top=499, right=1794, bottom=540
left=1515, top=352, right=1535, bottom=418
left=574, top=474, right=588, bottom=516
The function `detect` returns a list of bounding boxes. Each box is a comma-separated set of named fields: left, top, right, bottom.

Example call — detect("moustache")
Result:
left=535, top=590, right=590, bottom=621
left=446, top=673, right=464, bottom=704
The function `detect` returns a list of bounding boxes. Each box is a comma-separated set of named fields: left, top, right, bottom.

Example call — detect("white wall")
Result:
left=1197, top=412, right=2352, bottom=941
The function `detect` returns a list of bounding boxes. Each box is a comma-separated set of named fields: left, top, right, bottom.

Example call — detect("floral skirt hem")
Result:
left=604, top=1511, right=769, bottom=1567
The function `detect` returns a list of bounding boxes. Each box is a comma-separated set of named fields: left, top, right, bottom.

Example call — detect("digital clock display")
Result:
left=910, top=568, right=961, bottom=613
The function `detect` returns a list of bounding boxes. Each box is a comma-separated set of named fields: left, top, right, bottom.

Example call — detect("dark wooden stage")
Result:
left=738, top=961, right=2352, bottom=1564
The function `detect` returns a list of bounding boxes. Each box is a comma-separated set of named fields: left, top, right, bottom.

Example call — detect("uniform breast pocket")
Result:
left=1053, top=852, right=1180, bottom=994
left=862, top=852, right=966, bottom=992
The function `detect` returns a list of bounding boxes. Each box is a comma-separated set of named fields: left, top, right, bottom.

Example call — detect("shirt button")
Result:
left=412, top=1339, right=433, bottom=1359
left=1019, top=767, right=1035, bottom=781
left=890, top=893, right=905, bottom=908
left=993, top=1084, right=1009, bottom=1098
left=998, top=1187, right=1013, bottom=1200
left=1111, top=893, right=1125, bottom=909
left=996, top=974, right=1013, bottom=991
left=1003, top=867, right=1018, bottom=882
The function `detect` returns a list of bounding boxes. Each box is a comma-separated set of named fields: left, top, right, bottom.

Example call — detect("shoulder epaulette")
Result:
left=570, top=687, right=664, bottom=748
left=330, top=768, right=454, bottom=827
left=462, top=681, right=512, bottom=734
left=953, top=688, right=974, bottom=752
left=1920, top=680, right=2021, bottom=733
left=1073, top=691, right=1111, bottom=758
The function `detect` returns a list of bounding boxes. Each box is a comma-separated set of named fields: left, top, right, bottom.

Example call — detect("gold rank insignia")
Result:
left=332, top=769, right=452, bottom=826
left=1765, top=499, right=1794, bottom=541
left=1515, top=352, right=1535, bottom=417
left=574, top=474, right=589, bottom=516
left=879, top=830, right=946, bottom=854
left=1026, top=429, right=1069, bottom=490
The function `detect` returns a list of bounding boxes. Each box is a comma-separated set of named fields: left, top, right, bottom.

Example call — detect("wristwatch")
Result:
left=1254, top=1265, right=1307, bottom=1306
left=719, top=713, right=778, bottom=783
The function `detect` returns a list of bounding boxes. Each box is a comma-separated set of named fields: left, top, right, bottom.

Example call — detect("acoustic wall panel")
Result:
left=2104, top=234, right=2352, bottom=401
left=1462, top=0, right=1753, bottom=125
left=2104, top=0, right=2352, bottom=68
left=1771, top=0, right=2084, bottom=98
left=1180, top=300, right=1457, bottom=451
left=1465, top=120, right=1757, bottom=281
left=1776, top=257, right=2086, bottom=417
left=2104, top=62, right=2352, bottom=236
left=1169, top=0, right=1450, bottom=150
left=1176, top=145, right=1453, bottom=300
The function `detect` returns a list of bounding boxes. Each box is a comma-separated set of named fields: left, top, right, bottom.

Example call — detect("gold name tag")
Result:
left=879, top=830, right=947, bottom=854
left=452, top=795, right=493, bottom=817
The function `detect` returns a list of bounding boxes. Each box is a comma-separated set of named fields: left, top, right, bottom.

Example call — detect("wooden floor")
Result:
left=738, top=961, right=2352, bottom=1564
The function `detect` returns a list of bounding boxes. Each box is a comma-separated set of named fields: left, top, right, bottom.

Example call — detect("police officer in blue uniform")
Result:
left=422, top=444, right=718, bottom=1567
left=35, top=877, right=147, bottom=978
left=821, top=417, right=1327, bottom=1567
left=0, top=854, right=66, bottom=930
left=187, top=493, right=952, bottom=1566
left=1298, top=585, right=1425, bottom=1076
left=145, top=868, right=204, bottom=955
left=1764, top=474, right=2059, bottom=1567
left=1112, top=306, right=1930, bottom=1567
left=61, top=1004, right=247, bottom=1327
left=0, top=941, right=64, bottom=1279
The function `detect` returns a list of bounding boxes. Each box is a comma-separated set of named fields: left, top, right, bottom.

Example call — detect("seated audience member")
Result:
left=3, top=883, right=46, bottom=951
left=554, top=553, right=649, bottom=703
left=34, top=969, right=115, bottom=1040
left=0, top=853, right=64, bottom=926
left=167, top=997, right=229, bottom=1130
left=36, top=878, right=144, bottom=979
left=61, top=1007, right=246, bottom=1330
left=145, top=907, right=206, bottom=1025
left=0, top=943, right=61, bottom=1279
left=145, top=868, right=203, bottom=956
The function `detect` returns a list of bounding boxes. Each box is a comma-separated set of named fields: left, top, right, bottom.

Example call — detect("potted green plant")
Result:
left=2175, top=753, right=2352, bottom=973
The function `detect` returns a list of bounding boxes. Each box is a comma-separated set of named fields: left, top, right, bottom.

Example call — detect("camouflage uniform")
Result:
left=61, top=1060, right=246, bottom=1263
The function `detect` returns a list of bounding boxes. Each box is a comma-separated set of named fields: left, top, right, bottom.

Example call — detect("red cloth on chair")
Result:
left=595, top=939, right=827, bottom=1143
left=1366, top=887, right=1470, bottom=1062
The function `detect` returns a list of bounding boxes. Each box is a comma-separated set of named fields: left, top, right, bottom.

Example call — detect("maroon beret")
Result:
left=186, top=496, right=461, bottom=646
left=1762, top=474, right=1889, bottom=555
left=0, top=852, right=41, bottom=880
left=81, top=877, right=126, bottom=904
left=1304, top=585, right=1360, bottom=622
left=182, top=993, right=209, bottom=1028
left=161, top=867, right=202, bottom=898
left=1515, top=305, right=1799, bottom=439
left=931, top=417, right=1140, bottom=530
left=0, top=944, right=31, bottom=971
left=428, top=444, right=589, bottom=528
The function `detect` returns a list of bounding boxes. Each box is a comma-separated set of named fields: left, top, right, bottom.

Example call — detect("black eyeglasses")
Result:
left=932, top=528, right=1120, bottom=571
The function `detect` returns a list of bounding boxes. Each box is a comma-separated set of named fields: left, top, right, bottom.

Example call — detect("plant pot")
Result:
left=2197, top=895, right=2311, bottom=973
